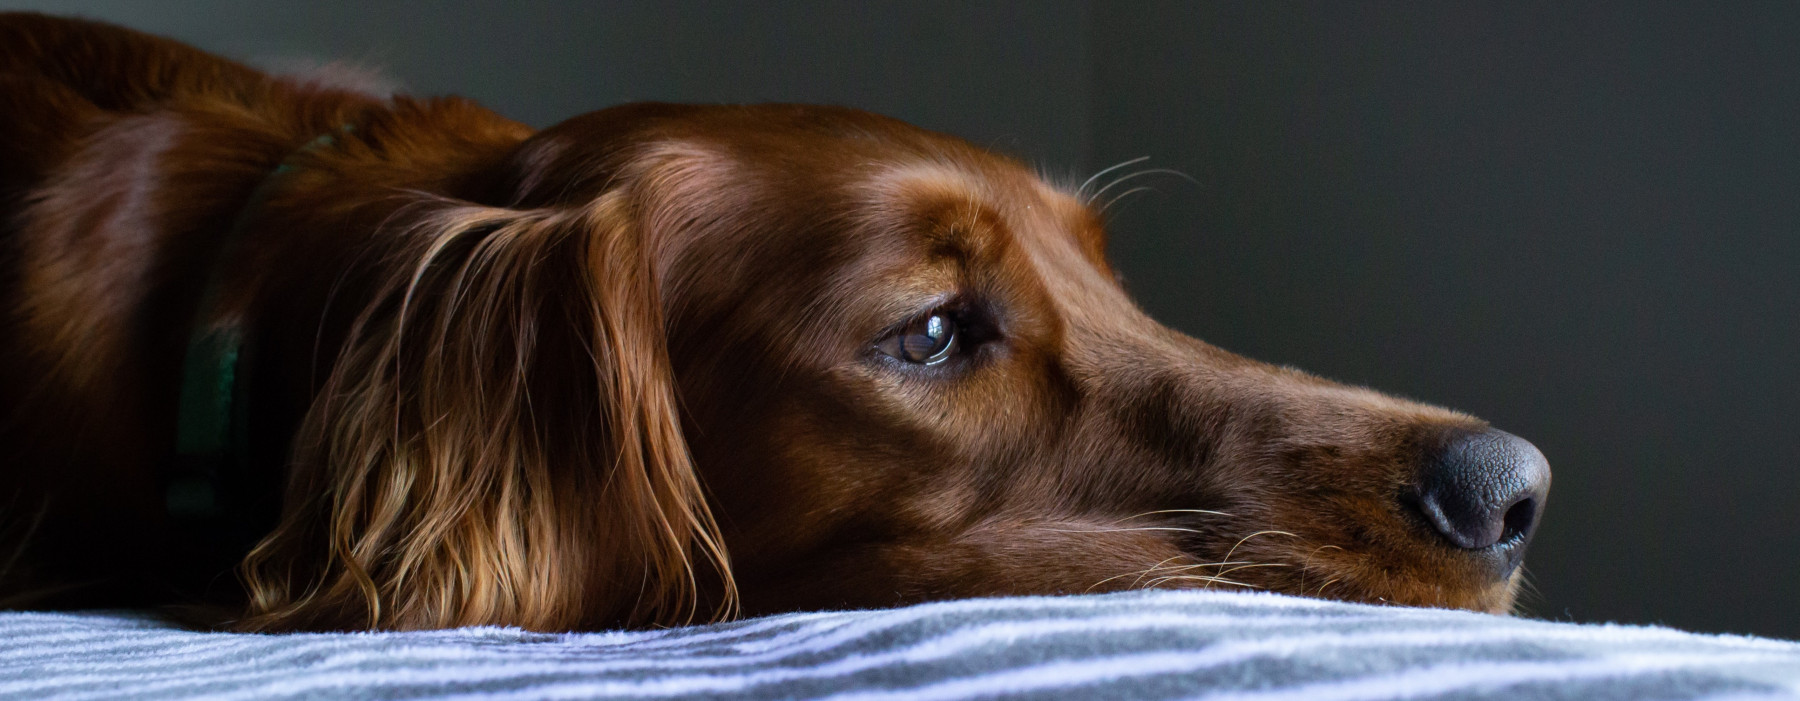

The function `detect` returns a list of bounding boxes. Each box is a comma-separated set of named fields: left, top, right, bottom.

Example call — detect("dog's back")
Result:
left=1, top=13, right=259, bottom=200
left=0, top=13, right=343, bottom=608
left=0, top=14, right=219, bottom=607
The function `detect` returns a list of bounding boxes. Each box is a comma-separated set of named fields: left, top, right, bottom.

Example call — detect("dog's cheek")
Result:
left=902, top=527, right=1192, bottom=598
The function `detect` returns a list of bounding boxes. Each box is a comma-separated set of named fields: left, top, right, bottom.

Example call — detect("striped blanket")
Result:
left=3, top=590, right=1798, bottom=700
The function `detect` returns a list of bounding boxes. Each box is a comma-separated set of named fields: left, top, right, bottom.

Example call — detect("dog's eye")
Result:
left=877, top=312, right=960, bottom=365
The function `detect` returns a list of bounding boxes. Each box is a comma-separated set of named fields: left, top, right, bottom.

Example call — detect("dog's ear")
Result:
left=239, top=192, right=734, bottom=631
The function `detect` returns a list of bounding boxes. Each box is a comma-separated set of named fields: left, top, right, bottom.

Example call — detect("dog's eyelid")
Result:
left=870, top=295, right=998, bottom=368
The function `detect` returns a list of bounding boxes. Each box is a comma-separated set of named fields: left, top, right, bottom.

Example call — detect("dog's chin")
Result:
left=1303, top=566, right=1524, bottom=615
left=1485, top=573, right=1526, bottom=615
left=1214, top=574, right=1519, bottom=615
left=1188, top=541, right=1529, bottom=615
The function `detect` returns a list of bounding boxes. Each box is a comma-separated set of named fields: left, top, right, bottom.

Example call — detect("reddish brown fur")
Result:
left=0, top=14, right=1540, bottom=631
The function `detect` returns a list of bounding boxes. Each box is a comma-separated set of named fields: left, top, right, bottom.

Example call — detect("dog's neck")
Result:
left=166, top=125, right=357, bottom=524
left=149, top=93, right=532, bottom=581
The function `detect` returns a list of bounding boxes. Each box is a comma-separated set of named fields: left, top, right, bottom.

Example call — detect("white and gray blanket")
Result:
left=4, top=590, right=1798, bottom=700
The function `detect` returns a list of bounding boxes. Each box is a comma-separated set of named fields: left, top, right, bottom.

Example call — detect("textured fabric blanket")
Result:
left=4, top=590, right=1799, bottom=700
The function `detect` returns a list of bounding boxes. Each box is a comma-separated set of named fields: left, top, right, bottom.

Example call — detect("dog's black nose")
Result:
left=1415, top=428, right=1550, bottom=551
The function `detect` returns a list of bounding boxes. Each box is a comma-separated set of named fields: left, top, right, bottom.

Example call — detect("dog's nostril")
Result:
left=1499, top=496, right=1537, bottom=545
left=1413, top=428, right=1551, bottom=551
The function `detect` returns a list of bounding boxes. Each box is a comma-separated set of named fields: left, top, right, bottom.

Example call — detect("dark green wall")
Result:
left=1090, top=3, right=1800, bottom=639
left=2, top=1, right=1092, bottom=163
left=6, top=0, right=1797, bottom=639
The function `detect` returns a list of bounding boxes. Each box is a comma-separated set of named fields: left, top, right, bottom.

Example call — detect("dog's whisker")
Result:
left=1084, top=555, right=1186, bottom=593
left=1298, top=543, right=1344, bottom=593
left=1144, top=574, right=1262, bottom=590
left=1141, top=560, right=1256, bottom=574
left=1126, top=558, right=1253, bottom=586
left=1099, top=186, right=1158, bottom=215
left=1299, top=544, right=1344, bottom=571
left=1042, top=526, right=1205, bottom=535
left=1127, top=555, right=1190, bottom=589
left=1077, top=156, right=1151, bottom=200
left=1510, top=566, right=1543, bottom=617
left=1123, top=508, right=1234, bottom=520
left=1220, top=529, right=1298, bottom=568
left=1088, top=552, right=1265, bottom=594
left=1088, top=167, right=1200, bottom=205
left=1084, top=571, right=1148, bottom=594
left=1211, top=562, right=1291, bottom=579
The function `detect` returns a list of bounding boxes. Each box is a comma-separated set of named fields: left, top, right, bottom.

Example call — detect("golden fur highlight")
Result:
left=238, top=194, right=735, bottom=631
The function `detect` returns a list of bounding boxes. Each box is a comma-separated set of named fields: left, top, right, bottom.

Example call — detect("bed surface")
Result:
left=4, top=590, right=1798, bottom=700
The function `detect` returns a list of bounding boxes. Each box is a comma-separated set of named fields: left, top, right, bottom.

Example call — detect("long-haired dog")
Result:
left=0, top=14, right=1549, bottom=631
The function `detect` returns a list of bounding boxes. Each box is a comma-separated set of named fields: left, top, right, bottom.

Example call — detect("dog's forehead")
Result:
left=624, top=127, right=1150, bottom=344
left=857, top=161, right=1136, bottom=316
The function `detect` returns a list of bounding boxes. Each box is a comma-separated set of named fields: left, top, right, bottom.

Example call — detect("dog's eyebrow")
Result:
left=860, top=163, right=1013, bottom=258
left=870, top=161, right=1110, bottom=269
left=863, top=162, right=989, bottom=211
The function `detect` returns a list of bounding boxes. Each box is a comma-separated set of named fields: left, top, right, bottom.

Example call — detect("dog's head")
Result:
left=244, top=103, right=1548, bottom=631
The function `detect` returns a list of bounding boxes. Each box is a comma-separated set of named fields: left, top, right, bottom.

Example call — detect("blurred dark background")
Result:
left=5, top=1, right=1796, bottom=638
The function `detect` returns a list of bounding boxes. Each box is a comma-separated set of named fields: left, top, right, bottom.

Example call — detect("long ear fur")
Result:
left=239, top=193, right=735, bottom=631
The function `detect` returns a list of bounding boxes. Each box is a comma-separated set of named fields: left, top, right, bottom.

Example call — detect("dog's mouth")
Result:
left=1145, top=534, right=1528, bottom=614
left=1135, top=485, right=1543, bottom=613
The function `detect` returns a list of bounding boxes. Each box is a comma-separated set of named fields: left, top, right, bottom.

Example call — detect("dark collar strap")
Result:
left=166, top=127, right=350, bottom=521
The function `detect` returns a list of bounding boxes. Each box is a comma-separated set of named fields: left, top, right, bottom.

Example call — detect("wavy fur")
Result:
left=239, top=195, right=734, bottom=630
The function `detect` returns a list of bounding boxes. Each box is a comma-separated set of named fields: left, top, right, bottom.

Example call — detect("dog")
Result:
left=0, top=13, right=1549, bottom=632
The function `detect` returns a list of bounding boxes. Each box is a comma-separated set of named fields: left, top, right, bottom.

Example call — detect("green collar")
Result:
left=167, top=127, right=349, bottom=521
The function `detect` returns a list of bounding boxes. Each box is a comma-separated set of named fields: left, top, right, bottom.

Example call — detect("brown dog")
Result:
left=0, top=13, right=1549, bottom=631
